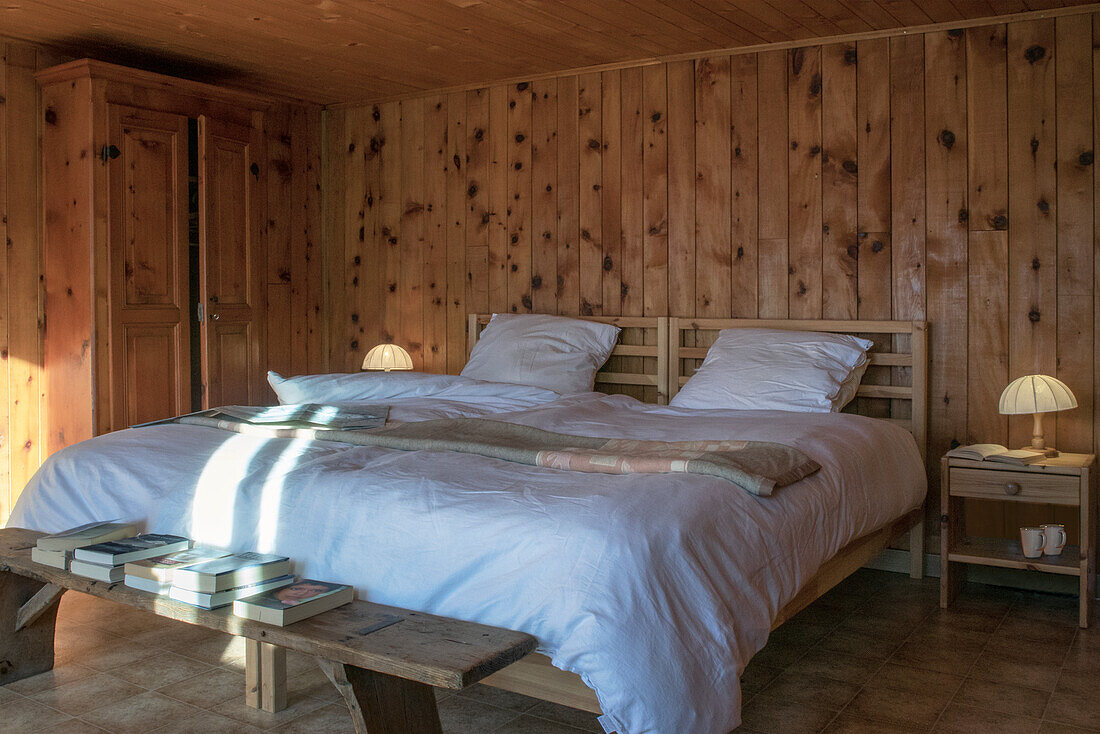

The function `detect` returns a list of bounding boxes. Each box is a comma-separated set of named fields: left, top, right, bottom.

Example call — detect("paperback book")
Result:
left=169, top=574, right=296, bottom=609
left=124, top=547, right=230, bottom=594
left=36, top=520, right=141, bottom=553
left=233, top=579, right=354, bottom=626
left=945, top=444, right=1045, bottom=466
left=31, top=547, right=70, bottom=570
left=70, top=558, right=126, bottom=583
left=171, top=552, right=292, bottom=593
left=73, top=534, right=191, bottom=565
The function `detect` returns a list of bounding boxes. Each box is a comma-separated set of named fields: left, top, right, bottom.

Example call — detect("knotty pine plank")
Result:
left=290, top=105, right=313, bottom=375
left=556, top=75, right=581, bottom=316
left=890, top=34, right=926, bottom=323
left=619, top=66, right=644, bottom=318
left=378, top=102, right=402, bottom=350
left=487, top=86, right=509, bottom=314
left=1095, top=12, right=1100, bottom=465
left=464, top=89, right=490, bottom=317
left=322, top=106, right=346, bottom=370
left=729, top=53, right=759, bottom=319
left=601, top=70, right=623, bottom=317
left=423, top=95, right=448, bottom=373
left=757, top=50, right=788, bottom=319
left=445, top=92, right=468, bottom=374
left=667, top=60, right=695, bottom=319
left=966, top=25, right=1009, bottom=232
left=530, top=79, right=558, bottom=316
left=303, top=105, right=324, bottom=373
left=578, top=72, right=603, bottom=315
left=1006, top=19, right=1057, bottom=450
left=967, top=230, right=1009, bottom=445
left=507, top=83, right=533, bottom=315
left=856, top=38, right=891, bottom=234
left=1054, top=17, right=1093, bottom=454
left=266, top=106, right=293, bottom=288
left=398, top=98, right=425, bottom=364
left=787, top=46, right=823, bottom=319
left=642, top=65, right=669, bottom=319
left=694, top=56, right=732, bottom=319
left=340, top=105, right=367, bottom=369
left=0, top=43, right=10, bottom=520
left=820, top=42, right=858, bottom=321
left=924, top=29, right=969, bottom=493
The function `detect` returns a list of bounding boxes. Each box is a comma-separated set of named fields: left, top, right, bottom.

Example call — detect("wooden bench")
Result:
left=0, top=528, right=536, bottom=733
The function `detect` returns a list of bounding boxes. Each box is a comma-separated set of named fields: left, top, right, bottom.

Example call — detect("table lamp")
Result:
left=998, top=374, right=1077, bottom=457
left=362, top=343, right=413, bottom=372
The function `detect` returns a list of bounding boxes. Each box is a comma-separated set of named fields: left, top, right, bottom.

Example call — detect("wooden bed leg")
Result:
left=318, top=657, right=443, bottom=734
left=909, top=519, right=924, bottom=579
left=0, top=570, right=60, bottom=686
left=244, top=638, right=287, bottom=713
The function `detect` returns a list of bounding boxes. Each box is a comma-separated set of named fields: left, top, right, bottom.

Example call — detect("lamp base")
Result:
left=1021, top=445, right=1059, bottom=458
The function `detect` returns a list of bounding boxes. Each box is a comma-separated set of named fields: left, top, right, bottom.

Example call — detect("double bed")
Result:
left=8, top=315, right=928, bottom=734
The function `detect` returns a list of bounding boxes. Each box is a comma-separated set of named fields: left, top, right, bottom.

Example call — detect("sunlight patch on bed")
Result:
left=189, top=434, right=262, bottom=548
left=256, top=439, right=311, bottom=553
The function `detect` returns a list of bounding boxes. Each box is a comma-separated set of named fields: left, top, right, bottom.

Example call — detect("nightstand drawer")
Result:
left=949, top=467, right=1080, bottom=505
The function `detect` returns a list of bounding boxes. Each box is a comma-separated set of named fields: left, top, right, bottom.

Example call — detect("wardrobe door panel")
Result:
left=108, top=105, right=191, bottom=430
left=199, top=115, right=261, bottom=407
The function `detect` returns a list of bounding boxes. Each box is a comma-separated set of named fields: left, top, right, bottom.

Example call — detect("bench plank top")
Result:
left=0, top=528, right=536, bottom=689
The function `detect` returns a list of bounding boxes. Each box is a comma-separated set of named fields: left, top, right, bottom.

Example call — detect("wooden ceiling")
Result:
left=1, top=0, right=1096, bottom=105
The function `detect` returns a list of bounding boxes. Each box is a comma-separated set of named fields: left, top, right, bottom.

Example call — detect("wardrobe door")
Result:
left=107, top=105, right=191, bottom=429
left=198, top=116, right=262, bottom=407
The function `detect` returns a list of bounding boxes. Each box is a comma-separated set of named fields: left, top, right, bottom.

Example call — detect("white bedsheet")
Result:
left=9, top=394, right=925, bottom=734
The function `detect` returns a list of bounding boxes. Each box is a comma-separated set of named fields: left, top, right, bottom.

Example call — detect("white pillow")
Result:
left=461, top=313, right=621, bottom=395
left=669, top=328, right=872, bottom=413
left=267, top=370, right=558, bottom=406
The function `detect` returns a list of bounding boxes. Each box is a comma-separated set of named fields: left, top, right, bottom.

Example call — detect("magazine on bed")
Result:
left=945, top=443, right=1045, bottom=465
left=132, top=403, right=388, bottom=430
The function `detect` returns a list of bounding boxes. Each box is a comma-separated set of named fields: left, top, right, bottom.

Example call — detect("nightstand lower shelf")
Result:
left=948, top=538, right=1082, bottom=576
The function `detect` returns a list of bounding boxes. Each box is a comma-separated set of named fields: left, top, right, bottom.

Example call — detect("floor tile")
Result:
left=1038, top=722, right=1100, bottom=734
left=211, top=690, right=328, bottom=730
left=0, top=696, right=74, bottom=733
left=843, top=684, right=947, bottom=728
left=286, top=666, right=340, bottom=704
left=757, top=670, right=861, bottom=710
left=495, top=715, right=595, bottom=734
left=952, top=677, right=1050, bottom=719
left=740, top=661, right=783, bottom=695
left=861, top=662, right=963, bottom=702
left=1045, top=690, right=1100, bottom=731
left=79, top=637, right=162, bottom=671
left=436, top=693, right=522, bottom=733
left=271, top=701, right=355, bottom=733
left=107, top=650, right=214, bottom=689
left=80, top=690, right=201, bottom=734
left=147, top=707, right=266, bottom=734
left=455, top=682, right=542, bottom=712
left=739, top=694, right=839, bottom=734
left=969, top=650, right=1062, bottom=692
left=169, top=633, right=248, bottom=669
left=932, top=703, right=1042, bottom=734
left=156, top=666, right=245, bottom=709
left=39, top=720, right=110, bottom=734
left=785, top=649, right=880, bottom=686
left=29, top=672, right=145, bottom=716
left=822, top=714, right=927, bottom=733
left=525, top=700, right=603, bottom=732
left=3, top=663, right=96, bottom=696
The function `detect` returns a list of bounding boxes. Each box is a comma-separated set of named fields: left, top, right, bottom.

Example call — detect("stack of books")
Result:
left=168, top=552, right=295, bottom=609
left=234, top=579, right=354, bottom=626
left=31, top=521, right=140, bottom=570
left=70, top=534, right=191, bottom=582
left=124, top=547, right=231, bottom=594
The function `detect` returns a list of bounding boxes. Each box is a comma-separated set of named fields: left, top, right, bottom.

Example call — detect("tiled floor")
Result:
left=0, top=569, right=1097, bottom=734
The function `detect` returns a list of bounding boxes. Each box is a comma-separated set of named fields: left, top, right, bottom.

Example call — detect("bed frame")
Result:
left=469, top=314, right=929, bottom=714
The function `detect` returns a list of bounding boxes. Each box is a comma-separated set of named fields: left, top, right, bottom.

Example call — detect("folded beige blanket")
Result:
left=178, top=415, right=820, bottom=496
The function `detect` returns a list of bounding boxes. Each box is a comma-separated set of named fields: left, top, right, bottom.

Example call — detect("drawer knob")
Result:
left=1004, top=482, right=1022, bottom=496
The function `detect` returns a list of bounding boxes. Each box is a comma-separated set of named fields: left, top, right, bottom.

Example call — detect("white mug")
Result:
left=1041, top=524, right=1067, bottom=556
left=1020, top=527, right=1045, bottom=559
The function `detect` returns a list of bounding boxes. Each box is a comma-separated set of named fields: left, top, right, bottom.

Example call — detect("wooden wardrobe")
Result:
left=38, top=60, right=269, bottom=455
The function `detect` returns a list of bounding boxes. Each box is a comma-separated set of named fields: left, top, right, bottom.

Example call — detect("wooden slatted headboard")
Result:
left=467, top=315, right=670, bottom=405
left=670, top=318, right=929, bottom=460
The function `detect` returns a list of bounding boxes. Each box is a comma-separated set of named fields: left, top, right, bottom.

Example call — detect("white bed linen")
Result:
left=8, top=394, right=925, bottom=734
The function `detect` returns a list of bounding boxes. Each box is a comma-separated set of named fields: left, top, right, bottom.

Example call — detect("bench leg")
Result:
left=0, top=570, right=61, bottom=686
left=244, top=639, right=287, bottom=713
left=317, top=657, right=443, bottom=734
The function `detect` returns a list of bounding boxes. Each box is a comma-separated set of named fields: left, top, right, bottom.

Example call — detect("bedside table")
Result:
left=941, top=452, right=1096, bottom=627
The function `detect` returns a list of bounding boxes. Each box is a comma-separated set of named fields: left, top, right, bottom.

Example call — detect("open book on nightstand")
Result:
left=945, top=443, right=1046, bottom=466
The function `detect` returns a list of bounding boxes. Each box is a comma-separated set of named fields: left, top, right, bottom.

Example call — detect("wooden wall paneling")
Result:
left=6, top=52, right=41, bottom=500
left=487, top=86, right=509, bottom=313
left=322, top=104, right=347, bottom=371
left=423, top=95, right=449, bottom=373
left=1054, top=17, right=1093, bottom=454
left=530, top=79, right=558, bottom=316
left=445, top=91, right=468, bottom=374
left=642, top=65, right=669, bottom=319
left=729, top=54, right=758, bottom=319
left=289, top=106, right=312, bottom=375
left=1006, top=19, right=1057, bottom=454
left=507, top=83, right=533, bottom=315
left=305, top=105, right=324, bottom=372
left=966, top=26, right=1010, bottom=233
left=577, top=72, right=603, bottom=315
left=667, top=61, right=696, bottom=320
left=265, top=106, right=293, bottom=379
left=694, top=56, right=732, bottom=319
left=787, top=46, right=823, bottom=319
left=1095, top=12, right=1100, bottom=467
left=756, top=50, right=787, bottom=319
left=378, top=102, right=402, bottom=350
left=464, top=89, right=490, bottom=317
left=555, top=76, right=580, bottom=316
left=923, top=30, right=970, bottom=493
left=338, top=105, right=366, bottom=370
left=820, top=43, right=857, bottom=321
left=0, top=43, right=10, bottom=519
left=855, top=38, right=891, bottom=321
left=600, top=70, right=623, bottom=317
left=619, top=67, right=644, bottom=318
left=398, top=98, right=425, bottom=365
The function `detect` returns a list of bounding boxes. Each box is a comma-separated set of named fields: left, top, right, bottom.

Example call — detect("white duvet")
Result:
left=9, top=376, right=925, bottom=734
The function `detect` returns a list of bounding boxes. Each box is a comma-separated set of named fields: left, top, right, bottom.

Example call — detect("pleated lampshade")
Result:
left=362, top=343, right=413, bottom=372
left=998, top=374, right=1078, bottom=415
